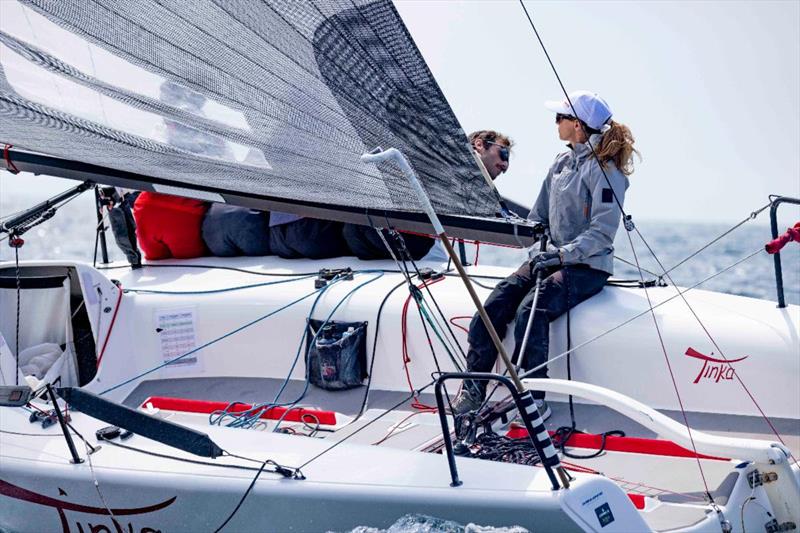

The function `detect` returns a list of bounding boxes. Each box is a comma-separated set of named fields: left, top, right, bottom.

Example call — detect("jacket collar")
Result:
left=567, top=133, right=604, bottom=163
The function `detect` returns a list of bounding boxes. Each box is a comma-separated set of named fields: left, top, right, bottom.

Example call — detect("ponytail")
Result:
left=595, top=121, right=639, bottom=176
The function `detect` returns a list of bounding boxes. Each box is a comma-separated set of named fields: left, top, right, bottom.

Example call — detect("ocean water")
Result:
left=1, top=191, right=798, bottom=306
left=346, top=514, right=528, bottom=533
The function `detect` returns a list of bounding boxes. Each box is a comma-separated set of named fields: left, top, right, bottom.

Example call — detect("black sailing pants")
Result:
left=466, top=263, right=609, bottom=399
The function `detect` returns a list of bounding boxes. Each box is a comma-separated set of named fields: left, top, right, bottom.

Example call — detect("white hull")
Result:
left=1, top=256, right=799, bottom=532
left=37, top=255, right=799, bottom=419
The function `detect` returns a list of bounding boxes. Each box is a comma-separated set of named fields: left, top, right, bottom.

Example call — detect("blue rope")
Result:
left=98, top=288, right=323, bottom=396
left=123, top=275, right=316, bottom=295
left=212, top=271, right=385, bottom=430
left=210, top=278, right=341, bottom=428
left=271, top=271, right=384, bottom=432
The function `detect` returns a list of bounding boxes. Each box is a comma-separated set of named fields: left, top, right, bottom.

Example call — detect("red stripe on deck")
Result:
left=142, top=396, right=337, bottom=425
left=505, top=428, right=727, bottom=461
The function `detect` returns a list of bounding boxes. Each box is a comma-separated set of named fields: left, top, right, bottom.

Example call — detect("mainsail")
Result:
left=0, top=0, right=536, bottom=244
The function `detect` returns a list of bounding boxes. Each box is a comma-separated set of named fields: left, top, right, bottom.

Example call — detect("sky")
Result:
left=395, top=0, right=800, bottom=224
left=1, top=0, right=799, bottom=226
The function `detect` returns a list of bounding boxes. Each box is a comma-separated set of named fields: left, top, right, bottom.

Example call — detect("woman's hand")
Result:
left=529, top=250, right=563, bottom=275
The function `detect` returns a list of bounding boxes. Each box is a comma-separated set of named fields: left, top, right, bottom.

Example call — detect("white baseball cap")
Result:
left=544, top=90, right=613, bottom=130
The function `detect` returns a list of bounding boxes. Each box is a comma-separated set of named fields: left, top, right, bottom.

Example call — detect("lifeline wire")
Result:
left=520, top=0, right=787, bottom=464
left=519, top=0, right=732, bottom=500
left=520, top=246, right=765, bottom=377
left=659, top=201, right=771, bottom=279
left=632, top=219, right=793, bottom=454
left=98, top=287, right=324, bottom=396
left=613, top=200, right=771, bottom=283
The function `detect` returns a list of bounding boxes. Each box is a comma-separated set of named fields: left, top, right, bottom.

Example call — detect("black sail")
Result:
left=0, top=0, right=535, bottom=243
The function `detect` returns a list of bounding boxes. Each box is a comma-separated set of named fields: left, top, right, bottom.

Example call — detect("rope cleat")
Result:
left=30, top=409, right=69, bottom=429
left=315, top=267, right=354, bottom=288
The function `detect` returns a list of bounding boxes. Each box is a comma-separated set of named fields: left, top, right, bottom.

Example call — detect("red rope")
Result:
left=96, top=285, right=124, bottom=367
left=448, top=315, right=471, bottom=335
left=400, top=277, right=445, bottom=411
left=3, top=144, right=20, bottom=174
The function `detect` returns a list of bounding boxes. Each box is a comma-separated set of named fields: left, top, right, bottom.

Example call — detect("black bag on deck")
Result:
left=305, top=319, right=368, bottom=390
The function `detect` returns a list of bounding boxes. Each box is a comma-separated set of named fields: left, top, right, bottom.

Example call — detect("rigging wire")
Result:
left=369, top=223, right=477, bottom=415
left=659, top=201, right=772, bottom=279
left=520, top=247, right=766, bottom=377
left=354, top=278, right=409, bottom=420
left=627, top=232, right=714, bottom=496
left=633, top=226, right=794, bottom=456
left=296, top=380, right=436, bottom=471
left=612, top=201, right=772, bottom=282
left=372, top=224, right=465, bottom=374
left=612, top=255, right=661, bottom=279
left=518, top=0, right=788, bottom=471
left=379, top=217, right=470, bottom=364
left=14, top=246, right=20, bottom=385
left=368, top=227, right=444, bottom=372
left=98, top=287, right=325, bottom=396
left=92, top=208, right=110, bottom=268
left=207, top=276, right=340, bottom=428
left=83, top=438, right=117, bottom=523
left=209, top=271, right=384, bottom=430
left=213, top=460, right=269, bottom=533
left=515, top=1, right=779, bottom=501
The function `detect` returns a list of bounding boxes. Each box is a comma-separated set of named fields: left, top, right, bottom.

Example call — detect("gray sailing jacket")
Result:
left=528, top=134, right=629, bottom=275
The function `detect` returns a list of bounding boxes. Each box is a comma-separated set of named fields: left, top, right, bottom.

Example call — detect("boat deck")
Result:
left=123, top=376, right=800, bottom=455
left=121, top=375, right=800, bottom=512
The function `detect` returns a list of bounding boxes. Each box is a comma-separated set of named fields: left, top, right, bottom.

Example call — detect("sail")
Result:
left=0, top=0, right=536, bottom=243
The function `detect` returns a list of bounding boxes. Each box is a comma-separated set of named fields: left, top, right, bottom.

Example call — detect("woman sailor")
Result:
left=453, top=90, right=639, bottom=420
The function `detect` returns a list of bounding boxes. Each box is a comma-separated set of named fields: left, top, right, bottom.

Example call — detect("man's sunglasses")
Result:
left=484, top=140, right=509, bottom=162
left=556, top=113, right=577, bottom=124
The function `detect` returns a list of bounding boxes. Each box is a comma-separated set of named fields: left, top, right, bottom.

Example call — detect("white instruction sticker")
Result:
left=155, top=308, right=201, bottom=371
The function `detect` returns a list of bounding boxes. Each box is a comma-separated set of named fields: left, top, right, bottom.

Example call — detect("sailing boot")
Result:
left=507, top=398, right=551, bottom=429
left=450, top=380, right=485, bottom=415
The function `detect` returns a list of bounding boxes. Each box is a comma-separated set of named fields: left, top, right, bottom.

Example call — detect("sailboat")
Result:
left=1, top=1, right=798, bottom=531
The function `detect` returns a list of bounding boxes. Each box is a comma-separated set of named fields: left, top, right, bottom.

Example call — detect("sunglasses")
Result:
left=484, top=140, right=509, bottom=162
left=556, top=113, right=577, bottom=124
